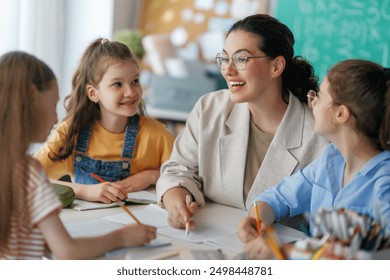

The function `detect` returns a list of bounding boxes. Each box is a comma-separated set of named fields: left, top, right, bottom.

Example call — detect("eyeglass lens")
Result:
left=216, top=53, right=248, bottom=70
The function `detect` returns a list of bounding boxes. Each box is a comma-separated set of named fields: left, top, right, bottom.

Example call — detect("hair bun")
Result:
left=384, top=67, right=390, bottom=79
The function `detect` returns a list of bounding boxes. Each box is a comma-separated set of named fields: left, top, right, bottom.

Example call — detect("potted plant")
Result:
left=113, top=29, right=145, bottom=60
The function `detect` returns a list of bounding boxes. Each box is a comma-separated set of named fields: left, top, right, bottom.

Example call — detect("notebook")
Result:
left=71, top=191, right=157, bottom=211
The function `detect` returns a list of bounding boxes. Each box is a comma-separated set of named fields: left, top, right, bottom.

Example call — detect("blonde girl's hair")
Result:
left=50, top=38, right=144, bottom=161
left=0, top=51, right=55, bottom=248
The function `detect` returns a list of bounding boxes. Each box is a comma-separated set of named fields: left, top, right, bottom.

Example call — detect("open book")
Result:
left=71, top=191, right=157, bottom=211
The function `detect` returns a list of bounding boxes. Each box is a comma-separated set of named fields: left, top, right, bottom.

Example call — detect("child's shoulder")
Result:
left=139, top=116, right=174, bottom=138
left=15, top=156, right=46, bottom=182
left=140, top=116, right=167, bottom=130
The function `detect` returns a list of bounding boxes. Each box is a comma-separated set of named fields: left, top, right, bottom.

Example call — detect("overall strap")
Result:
left=122, top=114, right=140, bottom=160
left=75, top=125, right=91, bottom=154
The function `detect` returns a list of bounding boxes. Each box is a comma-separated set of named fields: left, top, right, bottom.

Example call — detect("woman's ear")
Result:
left=86, top=84, right=99, bottom=103
left=271, top=56, right=286, bottom=78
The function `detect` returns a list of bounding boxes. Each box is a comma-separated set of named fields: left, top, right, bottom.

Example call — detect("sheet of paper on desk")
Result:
left=204, top=224, right=306, bottom=253
left=158, top=221, right=236, bottom=243
left=273, top=223, right=306, bottom=243
left=204, top=232, right=244, bottom=253
left=70, top=191, right=157, bottom=211
left=65, top=219, right=123, bottom=237
left=104, top=236, right=172, bottom=258
left=126, top=191, right=157, bottom=204
left=102, top=204, right=169, bottom=228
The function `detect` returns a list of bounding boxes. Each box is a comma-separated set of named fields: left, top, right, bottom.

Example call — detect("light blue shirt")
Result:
left=256, top=144, right=390, bottom=233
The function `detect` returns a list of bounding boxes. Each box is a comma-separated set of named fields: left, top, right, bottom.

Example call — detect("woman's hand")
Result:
left=162, top=187, right=198, bottom=229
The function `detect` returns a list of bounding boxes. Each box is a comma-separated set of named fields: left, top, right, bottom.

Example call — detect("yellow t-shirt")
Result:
left=34, top=116, right=175, bottom=181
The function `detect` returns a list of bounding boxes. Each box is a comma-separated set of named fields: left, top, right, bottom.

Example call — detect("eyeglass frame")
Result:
left=307, top=89, right=342, bottom=108
left=307, top=90, right=318, bottom=108
left=307, top=89, right=357, bottom=119
left=215, top=52, right=268, bottom=71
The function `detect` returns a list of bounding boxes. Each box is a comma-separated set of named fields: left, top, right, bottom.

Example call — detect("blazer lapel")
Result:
left=219, top=103, right=250, bottom=209
left=246, top=94, right=305, bottom=209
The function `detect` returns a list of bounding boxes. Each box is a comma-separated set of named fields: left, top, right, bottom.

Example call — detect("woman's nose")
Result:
left=223, top=60, right=236, bottom=76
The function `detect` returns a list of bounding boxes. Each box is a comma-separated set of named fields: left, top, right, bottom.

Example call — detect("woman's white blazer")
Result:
left=156, top=90, right=329, bottom=210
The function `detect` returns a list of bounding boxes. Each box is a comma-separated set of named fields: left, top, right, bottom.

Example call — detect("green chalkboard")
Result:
left=275, top=0, right=390, bottom=81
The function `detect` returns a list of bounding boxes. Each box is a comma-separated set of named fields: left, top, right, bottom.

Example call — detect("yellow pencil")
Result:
left=253, top=201, right=261, bottom=235
left=265, top=226, right=287, bottom=260
left=311, top=242, right=329, bottom=260
left=90, top=172, right=141, bottom=224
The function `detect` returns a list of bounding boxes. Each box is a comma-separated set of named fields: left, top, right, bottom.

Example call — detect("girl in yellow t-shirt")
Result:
left=34, top=38, right=174, bottom=204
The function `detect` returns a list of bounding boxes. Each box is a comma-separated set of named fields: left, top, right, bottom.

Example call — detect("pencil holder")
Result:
left=290, top=208, right=390, bottom=259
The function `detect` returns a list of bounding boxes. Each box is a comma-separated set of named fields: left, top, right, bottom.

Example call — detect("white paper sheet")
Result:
left=102, top=204, right=169, bottom=228
left=158, top=221, right=236, bottom=243
left=65, top=219, right=123, bottom=238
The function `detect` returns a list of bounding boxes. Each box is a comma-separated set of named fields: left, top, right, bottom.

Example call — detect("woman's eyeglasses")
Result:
left=215, top=52, right=268, bottom=71
left=307, top=90, right=357, bottom=119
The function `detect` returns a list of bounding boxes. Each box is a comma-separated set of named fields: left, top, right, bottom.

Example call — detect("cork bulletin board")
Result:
left=138, top=0, right=268, bottom=46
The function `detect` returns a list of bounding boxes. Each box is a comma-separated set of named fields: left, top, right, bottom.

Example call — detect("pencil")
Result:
left=253, top=201, right=261, bottom=235
left=90, top=172, right=106, bottom=183
left=264, top=226, right=287, bottom=260
left=185, top=195, right=191, bottom=236
left=90, top=172, right=141, bottom=224
left=311, top=242, right=329, bottom=260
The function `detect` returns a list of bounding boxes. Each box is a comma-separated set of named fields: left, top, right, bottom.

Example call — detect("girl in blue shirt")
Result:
left=238, top=59, right=390, bottom=258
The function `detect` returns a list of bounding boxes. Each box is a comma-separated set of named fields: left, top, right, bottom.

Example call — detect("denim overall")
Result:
left=74, top=115, right=140, bottom=184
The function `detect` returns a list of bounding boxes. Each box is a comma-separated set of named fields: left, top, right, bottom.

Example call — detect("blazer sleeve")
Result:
left=156, top=101, right=206, bottom=207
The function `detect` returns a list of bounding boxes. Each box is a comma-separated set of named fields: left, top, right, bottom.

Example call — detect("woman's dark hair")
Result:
left=227, top=14, right=318, bottom=104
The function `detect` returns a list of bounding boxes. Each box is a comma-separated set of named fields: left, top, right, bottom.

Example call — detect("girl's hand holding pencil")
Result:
left=90, top=173, right=157, bottom=246
left=238, top=216, right=264, bottom=243
left=78, top=172, right=127, bottom=204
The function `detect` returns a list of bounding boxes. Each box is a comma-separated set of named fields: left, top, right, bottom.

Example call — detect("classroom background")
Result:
left=1, top=0, right=389, bottom=137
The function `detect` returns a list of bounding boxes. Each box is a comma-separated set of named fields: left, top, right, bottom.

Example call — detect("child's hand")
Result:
left=162, top=188, right=198, bottom=229
left=238, top=216, right=261, bottom=243
left=242, top=236, right=275, bottom=260
left=116, top=170, right=160, bottom=192
left=83, top=182, right=127, bottom=203
left=119, top=224, right=157, bottom=247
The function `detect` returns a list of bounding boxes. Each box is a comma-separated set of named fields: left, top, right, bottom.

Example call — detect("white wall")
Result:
left=59, top=0, right=115, bottom=119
